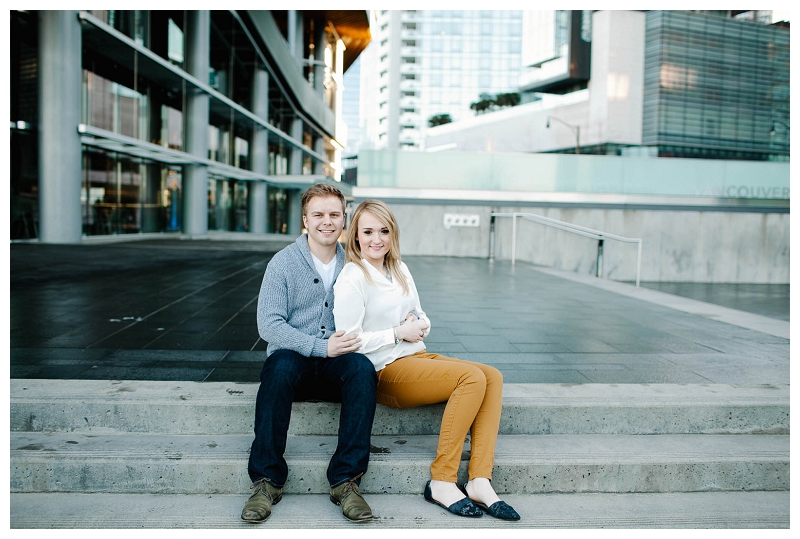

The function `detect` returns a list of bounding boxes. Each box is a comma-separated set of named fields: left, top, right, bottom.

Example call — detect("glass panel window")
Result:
left=208, top=176, right=233, bottom=231
left=161, top=105, right=183, bottom=151
left=167, top=18, right=184, bottom=66
left=82, top=149, right=179, bottom=236
left=642, top=10, right=789, bottom=158
left=268, top=188, right=288, bottom=233
left=234, top=181, right=249, bottom=231
left=207, top=178, right=248, bottom=231
left=83, top=71, right=146, bottom=140
left=268, top=144, right=289, bottom=175
left=93, top=10, right=149, bottom=45
left=235, top=136, right=249, bottom=170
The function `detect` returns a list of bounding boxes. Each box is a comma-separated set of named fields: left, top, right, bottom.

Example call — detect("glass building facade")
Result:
left=9, top=10, right=368, bottom=241
left=642, top=11, right=790, bottom=161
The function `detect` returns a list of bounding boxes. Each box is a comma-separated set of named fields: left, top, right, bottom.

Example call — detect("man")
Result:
left=242, top=183, right=377, bottom=523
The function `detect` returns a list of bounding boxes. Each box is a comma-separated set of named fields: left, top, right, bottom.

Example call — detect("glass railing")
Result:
left=356, top=150, right=790, bottom=201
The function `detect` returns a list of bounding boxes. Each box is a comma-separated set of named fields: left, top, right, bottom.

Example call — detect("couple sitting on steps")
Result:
left=241, top=183, right=520, bottom=524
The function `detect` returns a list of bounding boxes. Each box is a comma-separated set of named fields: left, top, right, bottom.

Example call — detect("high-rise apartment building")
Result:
left=359, top=10, right=524, bottom=150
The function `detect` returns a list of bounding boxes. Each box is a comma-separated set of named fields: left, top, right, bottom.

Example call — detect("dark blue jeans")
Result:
left=247, top=349, right=378, bottom=489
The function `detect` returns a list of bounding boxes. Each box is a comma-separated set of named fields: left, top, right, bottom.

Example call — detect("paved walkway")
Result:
left=9, top=238, right=789, bottom=385
left=637, top=282, right=789, bottom=321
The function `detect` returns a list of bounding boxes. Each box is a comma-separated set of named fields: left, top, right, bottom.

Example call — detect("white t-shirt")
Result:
left=311, top=253, right=337, bottom=291
left=333, top=260, right=430, bottom=372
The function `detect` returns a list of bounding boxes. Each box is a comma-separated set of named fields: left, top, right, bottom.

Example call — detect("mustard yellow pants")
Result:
left=376, top=351, right=503, bottom=482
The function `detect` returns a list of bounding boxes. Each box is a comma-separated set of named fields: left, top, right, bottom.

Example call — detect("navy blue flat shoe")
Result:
left=458, top=483, right=521, bottom=521
left=423, top=481, right=483, bottom=517
left=474, top=500, right=521, bottom=521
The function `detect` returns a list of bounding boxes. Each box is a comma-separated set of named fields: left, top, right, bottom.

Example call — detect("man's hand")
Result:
left=327, top=330, right=362, bottom=357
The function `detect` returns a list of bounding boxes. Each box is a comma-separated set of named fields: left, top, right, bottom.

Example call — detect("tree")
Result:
left=495, top=92, right=521, bottom=108
left=428, top=113, right=453, bottom=127
left=469, top=92, right=521, bottom=115
left=469, top=98, right=495, bottom=115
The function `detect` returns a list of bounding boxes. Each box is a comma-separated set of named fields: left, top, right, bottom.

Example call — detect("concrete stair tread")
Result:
left=11, top=380, right=790, bottom=435
left=12, top=432, right=789, bottom=494
left=11, top=432, right=789, bottom=463
left=10, top=491, right=790, bottom=528
left=10, top=379, right=790, bottom=500
left=12, top=379, right=788, bottom=405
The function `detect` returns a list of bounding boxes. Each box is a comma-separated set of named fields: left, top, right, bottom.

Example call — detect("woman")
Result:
left=333, top=200, right=520, bottom=520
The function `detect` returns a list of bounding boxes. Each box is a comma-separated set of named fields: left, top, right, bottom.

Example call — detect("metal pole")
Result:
left=575, top=126, right=580, bottom=155
left=511, top=214, right=517, bottom=265
left=636, top=240, right=642, bottom=287
left=596, top=238, right=604, bottom=278
left=488, top=214, right=496, bottom=261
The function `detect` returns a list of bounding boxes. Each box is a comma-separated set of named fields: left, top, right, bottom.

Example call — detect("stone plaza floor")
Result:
left=9, top=238, right=790, bottom=386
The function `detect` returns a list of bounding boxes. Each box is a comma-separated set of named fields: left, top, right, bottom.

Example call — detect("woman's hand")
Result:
left=395, top=318, right=430, bottom=343
left=399, top=311, right=418, bottom=325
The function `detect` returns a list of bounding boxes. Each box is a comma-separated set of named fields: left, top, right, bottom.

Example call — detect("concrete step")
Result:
left=10, top=380, right=790, bottom=436
left=11, top=431, right=788, bottom=495
left=10, top=491, right=790, bottom=528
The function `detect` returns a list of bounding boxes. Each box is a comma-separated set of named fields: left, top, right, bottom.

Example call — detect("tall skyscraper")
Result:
left=359, top=10, right=524, bottom=150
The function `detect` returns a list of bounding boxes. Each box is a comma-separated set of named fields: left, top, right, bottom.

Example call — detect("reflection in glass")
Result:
left=269, top=144, right=289, bottom=175
left=643, top=10, right=789, bottom=160
left=82, top=148, right=180, bottom=236
left=208, top=177, right=249, bottom=231
left=268, top=188, right=288, bottom=234
left=161, top=105, right=183, bottom=151
left=84, top=71, right=147, bottom=141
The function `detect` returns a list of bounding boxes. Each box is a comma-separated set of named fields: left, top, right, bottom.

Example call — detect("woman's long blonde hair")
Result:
left=345, top=200, right=409, bottom=294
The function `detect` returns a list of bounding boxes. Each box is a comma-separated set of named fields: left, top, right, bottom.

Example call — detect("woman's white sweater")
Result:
left=333, top=260, right=431, bottom=372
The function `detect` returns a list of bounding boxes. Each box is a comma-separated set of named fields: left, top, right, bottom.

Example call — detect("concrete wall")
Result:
left=588, top=10, right=645, bottom=146
left=378, top=202, right=789, bottom=283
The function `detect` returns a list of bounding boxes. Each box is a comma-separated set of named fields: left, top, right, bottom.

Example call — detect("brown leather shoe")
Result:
left=329, top=479, right=373, bottom=522
left=241, top=478, right=283, bottom=523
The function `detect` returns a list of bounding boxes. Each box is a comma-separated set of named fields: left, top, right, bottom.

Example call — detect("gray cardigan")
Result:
left=257, top=234, right=345, bottom=358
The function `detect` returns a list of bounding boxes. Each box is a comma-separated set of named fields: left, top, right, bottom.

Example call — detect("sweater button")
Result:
left=314, top=278, right=319, bottom=284
left=321, top=325, right=325, bottom=329
left=324, top=302, right=328, bottom=307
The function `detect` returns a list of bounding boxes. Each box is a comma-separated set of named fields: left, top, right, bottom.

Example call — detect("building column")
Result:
left=286, top=188, right=302, bottom=237
left=38, top=10, right=82, bottom=244
left=290, top=117, right=304, bottom=174
left=313, top=137, right=325, bottom=175
left=182, top=10, right=210, bottom=235
left=287, top=10, right=304, bottom=64
left=249, top=67, right=269, bottom=233
left=314, top=18, right=326, bottom=98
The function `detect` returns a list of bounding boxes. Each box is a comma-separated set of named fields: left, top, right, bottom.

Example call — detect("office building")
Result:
left=9, top=10, right=370, bottom=242
left=641, top=10, right=790, bottom=160
left=359, top=9, right=524, bottom=150
left=425, top=10, right=789, bottom=161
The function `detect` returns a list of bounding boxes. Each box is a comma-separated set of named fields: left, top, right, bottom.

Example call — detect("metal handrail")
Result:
left=490, top=212, right=643, bottom=287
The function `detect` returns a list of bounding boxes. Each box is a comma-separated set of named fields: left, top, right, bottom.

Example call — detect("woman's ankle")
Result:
left=466, top=477, right=501, bottom=506
left=429, top=479, right=466, bottom=507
